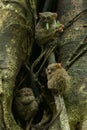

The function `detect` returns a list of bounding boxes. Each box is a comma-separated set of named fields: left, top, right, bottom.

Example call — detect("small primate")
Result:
left=32, top=12, right=64, bottom=75
left=46, top=63, right=70, bottom=95
left=13, top=87, right=39, bottom=130
left=45, top=63, right=71, bottom=130
left=36, top=12, right=64, bottom=47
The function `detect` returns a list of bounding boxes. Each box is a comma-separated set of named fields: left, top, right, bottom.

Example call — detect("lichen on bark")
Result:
left=0, top=0, right=35, bottom=129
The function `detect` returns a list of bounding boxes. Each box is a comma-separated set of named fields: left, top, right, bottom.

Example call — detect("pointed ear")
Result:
left=52, top=13, right=58, bottom=19
left=56, top=63, right=62, bottom=68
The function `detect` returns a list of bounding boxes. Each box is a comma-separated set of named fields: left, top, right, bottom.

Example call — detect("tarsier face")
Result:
left=38, top=12, right=64, bottom=32
left=46, top=63, right=62, bottom=80
left=38, top=12, right=58, bottom=30
left=15, top=88, right=36, bottom=105
left=13, top=88, right=38, bottom=121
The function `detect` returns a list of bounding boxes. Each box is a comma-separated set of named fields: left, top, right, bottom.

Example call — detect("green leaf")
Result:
left=46, top=23, right=49, bottom=30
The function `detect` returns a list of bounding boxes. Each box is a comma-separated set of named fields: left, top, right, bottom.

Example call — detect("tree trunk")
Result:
left=0, top=0, right=35, bottom=129
left=57, top=0, right=87, bottom=130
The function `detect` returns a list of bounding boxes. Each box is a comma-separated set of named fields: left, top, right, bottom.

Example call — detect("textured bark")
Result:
left=0, top=0, right=86, bottom=129
left=57, top=0, right=87, bottom=130
left=0, top=0, right=35, bottom=129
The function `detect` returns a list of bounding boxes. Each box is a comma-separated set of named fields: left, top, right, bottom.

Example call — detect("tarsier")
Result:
left=13, top=87, right=39, bottom=130
left=36, top=12, right=64, bottom=46
left=46, top=63, right=70, bottom=95
left=31, top=12, right=64, bottom=75
left=46, top=63, right=71, bottom=130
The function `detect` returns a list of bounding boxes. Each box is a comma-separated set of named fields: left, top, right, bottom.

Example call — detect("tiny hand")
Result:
left=56, top=21, right=65, bottom=32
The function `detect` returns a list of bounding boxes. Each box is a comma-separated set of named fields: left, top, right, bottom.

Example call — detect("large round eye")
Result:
left=47, top=68, right=52, bottom=74
left=47, top=68, right=55, bottom=75
left=46, top=17, right=51, bottom=23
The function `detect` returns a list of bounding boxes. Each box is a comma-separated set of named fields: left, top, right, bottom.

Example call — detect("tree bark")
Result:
left=57, top=0, right=87, bottom=130
left=0, top=0, right=35, bottom=129
left=0, top=0, right=87, bottom=129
